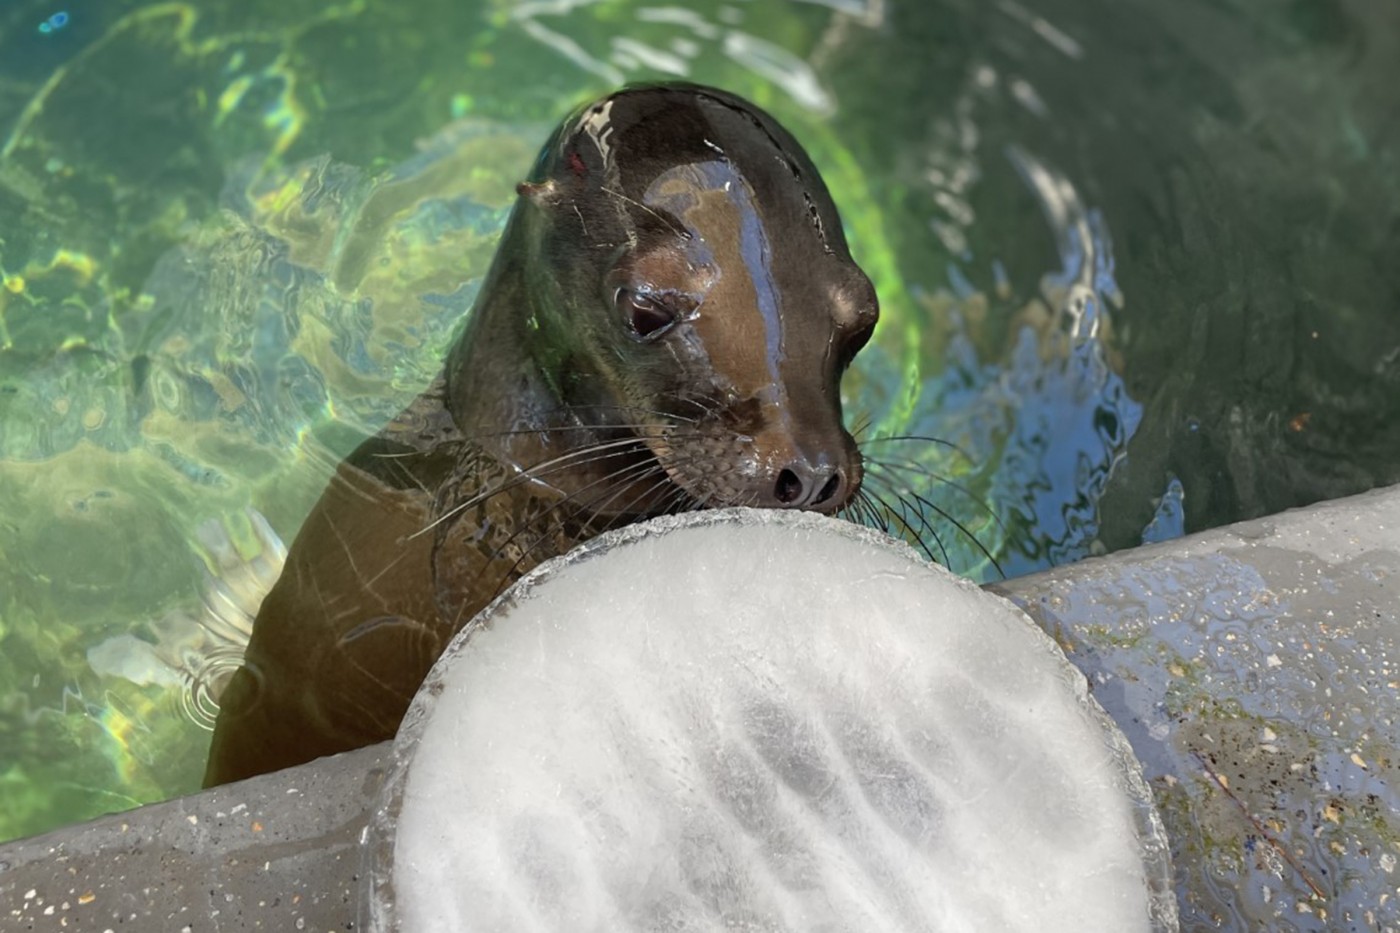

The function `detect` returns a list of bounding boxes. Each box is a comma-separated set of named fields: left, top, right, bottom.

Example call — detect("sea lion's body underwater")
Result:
left=205, top=83, right=881, bottom=785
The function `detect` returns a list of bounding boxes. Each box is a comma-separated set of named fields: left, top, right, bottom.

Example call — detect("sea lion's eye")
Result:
left=616, top=288, right=678, bottom=340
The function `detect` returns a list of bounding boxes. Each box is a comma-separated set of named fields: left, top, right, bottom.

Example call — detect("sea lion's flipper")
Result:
left=317, top=614, right=446, bottom=736
left=203, top=453, right=447, bottom=786
left=203, top=611, right=444, bottom=787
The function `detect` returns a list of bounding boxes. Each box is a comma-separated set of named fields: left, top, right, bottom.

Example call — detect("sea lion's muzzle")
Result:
left=722, top=385, right=857, bottom=511
left=746, top=423, right=862, bottom=512
left=641, top=396, right=862, bottom=514
left=650, top=384, right=861, bottom=514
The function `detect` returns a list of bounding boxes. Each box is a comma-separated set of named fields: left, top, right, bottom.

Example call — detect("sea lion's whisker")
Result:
left=415, top=436, right=661, bottom=538
left=861, top=469, right=1006, bottom=578
left=588, top=451, right=705, bottom=515
left=481, top=457, right=702, bottom=608
left=565, top=463, right=678, bottom=532
left=850, top=490, right=889, bottom=535
left=879, top=481, right=957, bottom=563
left=563, top=403, right=704, bottom=425
left=377, top=451, right=439, bottom=495
left=627, top=468, right=704, bottom=519
left=862, top=486, right=947, bottom=567
left=836, top=494, right=858, bottom=523
left=863, top=456, right=1005, bottom=530
left=894, top=491, right=953, bottom=569
left=364, top=449, right=424, bottom=459
left=842, top=495, right=869, bottom=531
left=449, top=422, right=694, bottom=444
left=849, top=491, right=889, bottom=535
left=600, top=186, right=689, bottom=239
left=839, top=491, right=875, bottom=530
left=490, top=431, right=705, bottom=493
left=865, top=492, right=892, bottom=534
left=862, top=496, right=891, bottom=534
left=659, top=391, right=723, bottom=416
left=860, top=433, right=974, bottom=463
left=491, top=426, right=706, bottom=473
left=657, top=482, right=699, bottom=516
left=479, top=428, right=711, bottom=504
left=896, top=486, right=1005, bottom=579
left=480, top=453, right=689, bottom=571
left=595, top=468, right=691, bottom=532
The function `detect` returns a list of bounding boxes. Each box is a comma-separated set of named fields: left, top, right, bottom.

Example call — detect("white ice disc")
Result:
left=364, top=508, right=1177, bottom=932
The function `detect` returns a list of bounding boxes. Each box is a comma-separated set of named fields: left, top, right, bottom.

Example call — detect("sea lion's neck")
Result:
left=447, top=222, right=556, bottom=422
left=444, top=237, right=663, bottom=515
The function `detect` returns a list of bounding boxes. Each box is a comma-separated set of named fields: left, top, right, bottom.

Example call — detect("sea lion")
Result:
left=205, top=83, right=880, bottom=786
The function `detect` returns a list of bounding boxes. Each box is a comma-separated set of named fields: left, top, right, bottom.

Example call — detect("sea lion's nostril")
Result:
left=775, top=468, right=805, bottom=505
left=814, top=471, right=842, bottom=506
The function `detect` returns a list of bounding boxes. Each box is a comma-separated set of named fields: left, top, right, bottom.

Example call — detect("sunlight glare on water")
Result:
left=1, top=2, right=1397, bottom=928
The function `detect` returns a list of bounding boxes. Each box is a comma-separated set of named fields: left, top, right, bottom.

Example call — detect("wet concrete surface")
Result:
left=990, top=487, right=1399, bottom=932
left=0, top=744, right=386, bottom=932
left=1, top=485, right=1396, bottom=932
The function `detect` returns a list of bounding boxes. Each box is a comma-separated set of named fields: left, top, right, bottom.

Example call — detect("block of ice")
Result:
left=364, top=509, right=1177, bottom=932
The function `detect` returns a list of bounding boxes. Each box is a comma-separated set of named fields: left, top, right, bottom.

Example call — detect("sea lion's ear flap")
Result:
left=516, top=179, right=561, bottom=205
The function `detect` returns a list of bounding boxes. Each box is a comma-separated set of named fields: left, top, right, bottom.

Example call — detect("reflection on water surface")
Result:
left=0, top=0, right=1396, bottom=928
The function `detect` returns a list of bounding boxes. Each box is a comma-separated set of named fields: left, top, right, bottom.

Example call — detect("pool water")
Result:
left=0, top=0, right=1395, bottom=915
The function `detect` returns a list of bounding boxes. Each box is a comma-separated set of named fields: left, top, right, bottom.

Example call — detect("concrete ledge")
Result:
left=3, top=486, right=1397, bottom=932
left=1, top=743, right=386, bottom=932
left=990, top=487, right=1399, bottom=931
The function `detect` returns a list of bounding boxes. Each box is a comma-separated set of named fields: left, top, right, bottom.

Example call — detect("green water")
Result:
left=0, top=0, right=1395, bottom=918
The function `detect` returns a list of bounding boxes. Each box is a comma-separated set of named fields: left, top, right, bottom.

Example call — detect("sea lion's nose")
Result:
left=773, top=460, right=846, bottom=510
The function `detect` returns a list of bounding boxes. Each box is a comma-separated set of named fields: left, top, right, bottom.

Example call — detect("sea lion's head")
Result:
left=503, top=84, right=878, bottom=513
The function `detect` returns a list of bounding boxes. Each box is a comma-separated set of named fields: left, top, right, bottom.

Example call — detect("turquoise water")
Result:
left=0, top=0, right=1396, bottom=923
